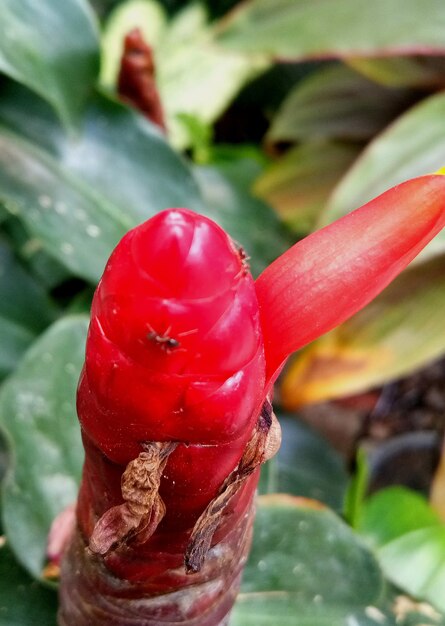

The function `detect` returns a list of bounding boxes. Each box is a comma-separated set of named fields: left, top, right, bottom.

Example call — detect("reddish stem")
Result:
left=59, top=437, right=258, bottom=625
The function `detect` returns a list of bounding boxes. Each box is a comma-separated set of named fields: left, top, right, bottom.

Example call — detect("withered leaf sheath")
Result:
left=59, top=209, right=276, bottom=626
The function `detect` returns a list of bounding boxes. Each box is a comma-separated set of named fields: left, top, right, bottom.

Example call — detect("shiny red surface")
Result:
left=80, top=209, right=265, bottom=464
left=76, top=209, right=265, bottom=582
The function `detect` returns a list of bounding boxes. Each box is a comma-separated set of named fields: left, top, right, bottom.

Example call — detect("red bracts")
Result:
left=59, top=176, right=445, bottom=626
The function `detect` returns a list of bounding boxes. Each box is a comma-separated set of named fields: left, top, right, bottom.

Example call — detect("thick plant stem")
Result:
left=58, top=443, right=258, bottom=626
left=59, top=501, right=254, bottom=626
left=57, top=403, right=279, bottom=625
left=58, top=403, right=279, bottom=624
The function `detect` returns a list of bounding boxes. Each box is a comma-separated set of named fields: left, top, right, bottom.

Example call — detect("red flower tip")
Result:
left=255, top=174, right=445, bottom=383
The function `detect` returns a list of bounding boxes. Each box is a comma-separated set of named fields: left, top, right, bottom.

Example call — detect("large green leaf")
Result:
left=101, top=0, right=267, bottom=149
left=259, top=416, right=348, bottom=512
left=323, top=92, right=445, bottom=260
left=0, top=541, right=57, bottom=626
left=359, top=487, right=445, bottom=613
left=194, top=165, right=291, bottom=276
left=218, top=0, right=445, bottom=60
left=267, top=64, right=412, bottom=144
left=0, top=83, right=285, bottom=282
left=232, top=494, right=445, bottom=625
left=254, top=141, right=360, bottom=235
left=0, top=125, right=130, bottom=283
left=0, top=237, right=57, bottom=379
left=0, top=84, right=204, bottom=282
left=0, top=316, right=87, bottom=579
left=231, top=494, right=387, bottom=625
left=0, top=0, right=100, bottom=128
left=282, top=254, right=445, bottom=407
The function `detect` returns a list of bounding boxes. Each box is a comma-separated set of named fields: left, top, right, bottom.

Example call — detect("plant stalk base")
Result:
left=58, top=500, right=254, bottom=626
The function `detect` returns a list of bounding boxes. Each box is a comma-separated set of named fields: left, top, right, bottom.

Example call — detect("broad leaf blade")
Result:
left=323, top=92, right=445, bottom=260
left=0, top=237, right=57, bottom=379
left=359, top=487, right=442, bottom=547
left=157, top=3, right=266, bottom=149
left=359, top=487, right=445, bottom=613
left=0, top=542, right=57, bottom=626
left=0, top=126, right=130, bottom=283
left=282, top=254, right=445, bottom=406
left=218, top=0, right=445, bottom=60
left=254, top=141, right=360, bottom=234
left=0, top=83, right=204, bottom=225
left=0, top=316, right=87, bottom=579
left=231, top=494, right=385, bottom=625
left=267, top=64, right=412, bottom=144
left=0, top=0, right=100, bottom=127
left=0, top=86, right=204, bottom=282
left=347, top=56, right=445, bottom=88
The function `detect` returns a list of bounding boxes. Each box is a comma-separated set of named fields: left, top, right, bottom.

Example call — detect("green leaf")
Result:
left=218, top=0, right=445, bottom=60
left=101, top=1, right=267, bottom=149
left=359, top=487, right=445, bottom=613
left=358, top=487, right=442, bottom=548
left=267, top=64, right=412, bottom=144
left=259, top=416, right=348, bottom=512
left=194, top=164, right=291, bottom=276
left=0, top=0, right=100, bottom=128
left=254, top=141, right=360, bottom=235
left=348, top=56, right=445, bottom=88
left=323, top=92, right=445, bottom=261
left=231, top=494, right=385, bottom=625
left=0, top=125, right=130, bottom=283
left=0, top=238, right=56, bottom=333
left=282, top=254, right=445, bottom=406
left=0, top=84, right=204, bottom=282
left=0, top=237, right=57, bottom=379
left=0, top=316, right=87, bottom=580
left=0, top=541, right=57, bottom=626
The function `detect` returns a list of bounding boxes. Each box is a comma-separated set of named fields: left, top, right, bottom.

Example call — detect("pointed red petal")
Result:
left=256, top=175, right=445, bottom=382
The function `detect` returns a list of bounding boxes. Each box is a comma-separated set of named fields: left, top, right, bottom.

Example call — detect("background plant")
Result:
left=1, top=0, right=445, bottom=624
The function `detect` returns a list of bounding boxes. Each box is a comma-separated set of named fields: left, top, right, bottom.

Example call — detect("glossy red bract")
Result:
left=79, top=209, right=265, bottom=464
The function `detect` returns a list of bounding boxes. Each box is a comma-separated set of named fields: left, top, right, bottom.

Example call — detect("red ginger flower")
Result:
left=59, top=175, right=445, bottom=626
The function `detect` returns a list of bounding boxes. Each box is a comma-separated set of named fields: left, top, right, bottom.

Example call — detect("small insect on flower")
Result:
left=146, top=324, right=197, bottom=352
left=147, top=325, right=180, bottom=352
